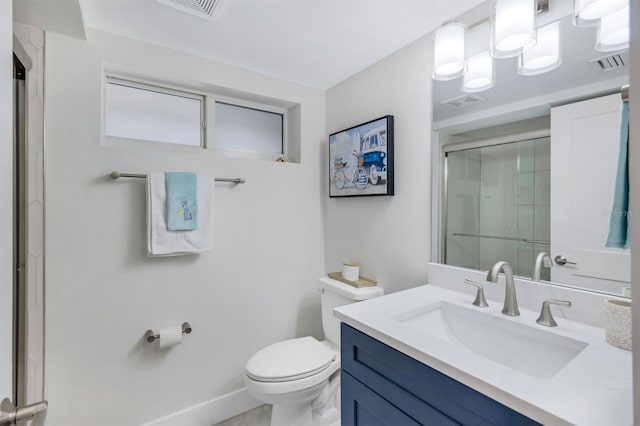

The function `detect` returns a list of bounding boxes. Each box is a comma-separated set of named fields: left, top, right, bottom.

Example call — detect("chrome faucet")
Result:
left=536, top=299, right=572, bottom=327
left=486, top=261, right=520, bottom=316
left=533, top=252, right=553, bottom=282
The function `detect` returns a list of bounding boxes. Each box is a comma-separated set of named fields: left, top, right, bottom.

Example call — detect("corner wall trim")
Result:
left=12, top=34, right=32, bottom=71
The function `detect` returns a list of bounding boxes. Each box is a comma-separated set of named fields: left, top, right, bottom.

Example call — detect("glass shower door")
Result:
left=445, top=137, right=550, bottom=280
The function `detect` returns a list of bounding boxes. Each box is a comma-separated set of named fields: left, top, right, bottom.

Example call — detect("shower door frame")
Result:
left=435, top=128, right=551, bottom=267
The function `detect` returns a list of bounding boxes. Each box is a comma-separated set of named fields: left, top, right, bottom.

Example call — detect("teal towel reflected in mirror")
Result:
left=606, top=101, right=630, bottom=249
left=165, top=172, right=198, bottom=231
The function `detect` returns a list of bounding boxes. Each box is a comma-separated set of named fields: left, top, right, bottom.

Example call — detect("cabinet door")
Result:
left=342, top=371, right=425, bottom=426
left=342, top=324, right=540, bottom=426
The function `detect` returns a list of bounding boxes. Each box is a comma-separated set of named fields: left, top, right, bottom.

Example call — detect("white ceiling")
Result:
left=81, top=0, right=485, bottom=89
left=14, top=0, right=85, bottom=39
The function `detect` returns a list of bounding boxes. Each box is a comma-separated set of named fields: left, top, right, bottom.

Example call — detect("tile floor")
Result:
left=213, top=404, right=272, bottom=426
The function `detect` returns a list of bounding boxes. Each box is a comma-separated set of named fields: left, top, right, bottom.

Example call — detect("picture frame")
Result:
left=329, top=115, right=394, bottom=197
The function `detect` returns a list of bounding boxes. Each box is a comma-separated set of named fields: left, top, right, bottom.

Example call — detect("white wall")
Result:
left=44, top=29, right=326, bottom=426
left=0, top=0, right=13, bottom=399
left=325, top=36, right=433, bottom=294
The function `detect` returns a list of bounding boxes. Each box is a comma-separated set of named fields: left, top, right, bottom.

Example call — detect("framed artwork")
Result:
left=329, top=115, right=394, bottom=197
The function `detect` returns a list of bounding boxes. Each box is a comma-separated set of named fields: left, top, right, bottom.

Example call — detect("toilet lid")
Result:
left=246, top=336, right=336, bottom=382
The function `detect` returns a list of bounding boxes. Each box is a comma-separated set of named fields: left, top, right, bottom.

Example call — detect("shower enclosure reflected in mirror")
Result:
left=431, top=1, right=630, bottom=297
left=445, top=136, right=551, bottom=281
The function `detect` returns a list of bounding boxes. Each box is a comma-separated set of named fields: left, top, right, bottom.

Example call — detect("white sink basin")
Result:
left=393, top=301, right=588, bottom=378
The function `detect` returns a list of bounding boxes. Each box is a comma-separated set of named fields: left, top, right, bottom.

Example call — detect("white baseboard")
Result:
left=141, top=388, right=261, bottom=426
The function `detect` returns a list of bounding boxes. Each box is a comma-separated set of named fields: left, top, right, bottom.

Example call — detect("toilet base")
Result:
left=271, top=402, right=312, bottom=426
left=250, top=373, right=341, bottom=426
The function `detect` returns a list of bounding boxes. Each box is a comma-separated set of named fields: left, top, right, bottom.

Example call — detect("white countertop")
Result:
left=334, top=284, right=633, bottom=426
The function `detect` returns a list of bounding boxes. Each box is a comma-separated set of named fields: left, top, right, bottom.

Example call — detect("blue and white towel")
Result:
left=165, top=172, right=198, bottom=231
left=606, top=101, right=630, bottom=249
left=147, top=172, right=214, bottom=256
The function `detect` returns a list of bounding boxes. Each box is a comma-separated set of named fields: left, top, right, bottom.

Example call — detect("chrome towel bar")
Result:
left=145, top=322, right=192, bottom=343
left=111, top=171, right=246, bottom=184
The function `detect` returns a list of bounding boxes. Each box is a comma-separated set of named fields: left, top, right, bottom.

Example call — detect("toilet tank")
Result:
left=319, top=277, right=384, bottom=347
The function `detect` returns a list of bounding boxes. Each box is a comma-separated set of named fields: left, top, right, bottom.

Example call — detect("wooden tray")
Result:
left=328, top=272, right=377, bottom=288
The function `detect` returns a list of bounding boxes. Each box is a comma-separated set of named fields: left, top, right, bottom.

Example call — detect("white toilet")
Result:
left=245, top=277, right=384, bottom=426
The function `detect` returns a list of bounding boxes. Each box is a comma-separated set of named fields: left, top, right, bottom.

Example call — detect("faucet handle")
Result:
left=536, top=299, right=571, bottom=327
left=463, top=279, right=489, bottom=308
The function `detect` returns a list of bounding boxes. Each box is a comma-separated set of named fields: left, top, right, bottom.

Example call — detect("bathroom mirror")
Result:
left=430, top=0, right=631, bottom=297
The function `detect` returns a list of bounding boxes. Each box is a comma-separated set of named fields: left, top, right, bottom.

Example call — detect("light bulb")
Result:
left=433, top=22, right=467, bottom=81
left=491, top=0, right=537, bottom=58
left=519, top=21, right=561, bottom=75
left=596, top=7, right=630, bottom=52
left=575, top=0, right=627, bottom=22
left=463, top=51, right=495, bottom=92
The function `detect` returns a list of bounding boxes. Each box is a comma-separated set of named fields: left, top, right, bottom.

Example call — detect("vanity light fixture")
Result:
left=573, top=0, right=627, bottom=24
left=518, top=20, right=561, bottom=75
left=596, top=7, right=630, bottom=52
left=432, top=21, right=467, bottom=81
left=463, top=51, right=495, bottom=92
left=490, top=0, right=537, bottom=58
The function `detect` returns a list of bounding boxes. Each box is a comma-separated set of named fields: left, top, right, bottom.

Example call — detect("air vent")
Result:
left=441, top=94, right=486, bottom=109
left=157, top=0, right=220, bottom=19
left=589, top=52, right=628, bottom=73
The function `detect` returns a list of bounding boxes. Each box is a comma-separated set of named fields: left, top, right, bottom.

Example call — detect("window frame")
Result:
left=103, top=72, right=293, bottom=160
left=207, top=94, right=289, bottom=161
left=104, top=74, right=207, bottom=148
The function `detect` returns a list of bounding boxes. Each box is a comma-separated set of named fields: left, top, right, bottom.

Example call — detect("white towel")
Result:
left=147, top=172, right=214, bottom=256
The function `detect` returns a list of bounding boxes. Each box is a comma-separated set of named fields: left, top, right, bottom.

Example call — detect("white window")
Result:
left=105, top=76, right=204, bottom=147
left=212, top=100, right=287, bottom=159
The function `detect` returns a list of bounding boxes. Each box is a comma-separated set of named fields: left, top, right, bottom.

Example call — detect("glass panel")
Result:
left=445, top=137, right=551, bottom=279
left=446, top=149, right=481, bottom=270
left=105, top=81, right=203, bottom=146
left=517, top=140, right=536, bottom=278
left=534, top=137, right=551, bottom=280
left=214, top=102, right=283, bottom=155
left=478, top=143, right=519, bottom=273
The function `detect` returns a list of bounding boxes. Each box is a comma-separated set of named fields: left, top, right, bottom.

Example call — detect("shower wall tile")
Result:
left=28, top=99, right=44, bottom=151
left=446, top=138, right=551, bottom=279
left=27, top=254, right=36, bottom=307
left=29, top=27, right=44, bottom=49
left=27, top=203, right=43, bottom=256
left=36, top=151, right=44, bottom=203
left=27, top=147, right=36, bottom=203
left=15, top=23, right=45, bottom=404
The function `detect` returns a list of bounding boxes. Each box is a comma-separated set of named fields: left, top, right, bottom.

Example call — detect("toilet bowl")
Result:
left=245, top=277, right=383, bottom=426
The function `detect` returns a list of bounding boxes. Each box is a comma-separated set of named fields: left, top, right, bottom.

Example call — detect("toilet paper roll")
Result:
left=159, top=326, right=183, bottom=348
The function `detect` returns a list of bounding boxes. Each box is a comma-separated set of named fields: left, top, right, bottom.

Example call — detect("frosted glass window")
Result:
left=214, top=101, right=284, bottom=155
left=105, top=78, right=203, bottom=146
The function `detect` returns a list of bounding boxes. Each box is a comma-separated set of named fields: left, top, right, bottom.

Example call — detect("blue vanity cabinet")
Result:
left=341, top=323, right=541, bottom=426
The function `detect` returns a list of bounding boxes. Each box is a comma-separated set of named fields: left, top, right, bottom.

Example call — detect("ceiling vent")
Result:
left=157, top=0, right=220, bottom=19
left=589, top=52, right=628, bottom=73
left=441, top=94, right=486, bottom=109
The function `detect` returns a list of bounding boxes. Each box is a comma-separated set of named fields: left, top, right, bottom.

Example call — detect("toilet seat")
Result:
left=246, top=336, right=336, bottom=382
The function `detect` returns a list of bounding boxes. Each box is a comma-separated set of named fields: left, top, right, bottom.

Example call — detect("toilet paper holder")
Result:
left=145, top=322, right=192, bottom=343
